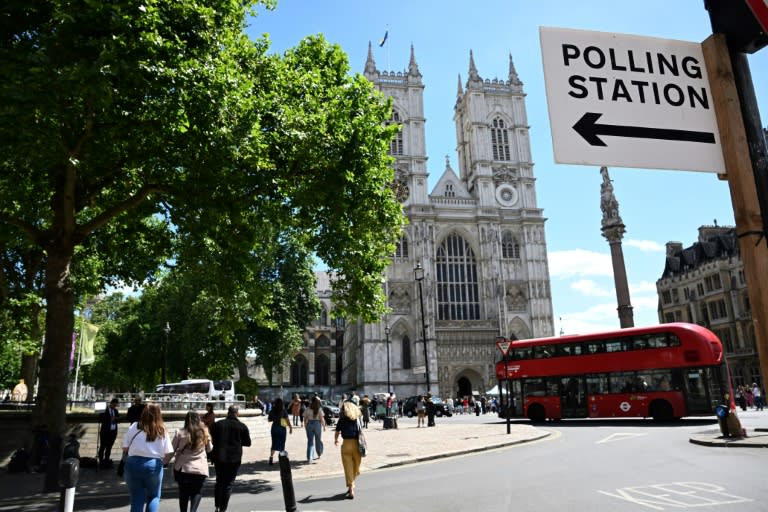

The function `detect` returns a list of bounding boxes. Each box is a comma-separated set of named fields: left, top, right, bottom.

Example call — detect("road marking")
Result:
left=598, top=482, right=753, bottom=510
left=596, top=432, right=647, bottom=444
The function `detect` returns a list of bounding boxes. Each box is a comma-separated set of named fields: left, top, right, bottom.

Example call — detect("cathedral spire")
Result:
left=469, top=50, right=480, bottom=80
left=364, top=41, right=377, bottom=76
left=408, top=44, right=422, bottom=77
left=508, top=53, right=522, bottom=85
left=457, top=73, right=463, bottom=96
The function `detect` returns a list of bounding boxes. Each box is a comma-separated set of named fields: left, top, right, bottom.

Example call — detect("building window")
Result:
left=697, top=283, right=705, bottom=296
left=315, top=354, right=330, bottom=386
left=705, top=275, right=722, bottom=292
left=290, top=355, right=308, bottom=386
left=444, top=183, right=455, bottom=197
left=401, top=336, right=412, bottom=369
left=491, top=117, right=511, bottom=161
left=316, top=335, right=330, bottom=348
left=664, top=312, right=676, bottom=323
left=436, top=234, right=480, bottom=320
left=501, top=232, right=520, bottom=259
left=387, top=110, right=404, bottom=156
left=708, top=299, right=727, bottom=320
left=662, top=291, right=672, bottom=305
left=395, top=236, right=409, bottom=258
left=320, top=308, right=328, bottom=327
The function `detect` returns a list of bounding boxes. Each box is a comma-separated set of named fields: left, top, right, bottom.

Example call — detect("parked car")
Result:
left=403, top=395, right=452, bottom=418
left=320, top=399, right=340, bottom=418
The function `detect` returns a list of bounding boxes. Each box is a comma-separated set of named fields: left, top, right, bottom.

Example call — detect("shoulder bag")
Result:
left=356, top=419, right=367, bottom=457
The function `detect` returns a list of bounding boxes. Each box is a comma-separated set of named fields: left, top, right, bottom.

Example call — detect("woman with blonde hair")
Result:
left=172, top=410, right=213, bottom=512
left=122, top=403, right=174, bottom=512
left=334, top=401, right=363, bottom=499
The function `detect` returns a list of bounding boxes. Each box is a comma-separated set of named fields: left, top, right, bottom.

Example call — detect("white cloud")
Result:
left=630, top=280, right=658, bottom=294
left=625, top=239, right=665, bottom=252
left=548, top=249, right=613, bottom=278
left=571, top=279, right=611, bottom=297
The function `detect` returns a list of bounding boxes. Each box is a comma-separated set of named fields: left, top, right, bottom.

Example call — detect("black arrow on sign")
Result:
left=572, top=112, right=717, bottom=147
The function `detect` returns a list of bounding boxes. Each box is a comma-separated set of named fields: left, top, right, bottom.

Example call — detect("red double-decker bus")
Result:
left=495, top=323, right=728, bottom=422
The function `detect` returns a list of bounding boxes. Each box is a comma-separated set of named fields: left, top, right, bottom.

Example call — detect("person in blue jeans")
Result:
left=122, top=404, right=173, bottom=512
left=302, top=396, right=327, bottom=462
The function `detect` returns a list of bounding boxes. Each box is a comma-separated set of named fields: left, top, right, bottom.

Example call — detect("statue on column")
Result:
left=600, top=166, right=623, bottom=228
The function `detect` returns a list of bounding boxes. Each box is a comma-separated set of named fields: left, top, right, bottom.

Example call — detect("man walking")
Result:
left=211, top=405, right=251, bottom=512
left=98, top=398, right=120, bottom=466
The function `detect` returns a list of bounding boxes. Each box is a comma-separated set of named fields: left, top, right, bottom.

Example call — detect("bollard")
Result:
left=278, top=451, right=297, bottom=512
left=58, top=458, right=79, bottom=512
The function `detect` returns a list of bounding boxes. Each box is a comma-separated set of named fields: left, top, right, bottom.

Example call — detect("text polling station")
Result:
left=540, top=27, right=724, bottom=173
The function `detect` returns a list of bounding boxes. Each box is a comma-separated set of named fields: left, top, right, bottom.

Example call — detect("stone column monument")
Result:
left=600, top=167, right=634, bottom=328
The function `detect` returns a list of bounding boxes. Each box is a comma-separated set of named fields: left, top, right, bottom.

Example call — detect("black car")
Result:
left=403, top=395, right=452, bottom=417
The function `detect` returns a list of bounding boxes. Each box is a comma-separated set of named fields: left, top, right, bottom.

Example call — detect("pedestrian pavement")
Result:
left=1, top=415, right=766, bottom=511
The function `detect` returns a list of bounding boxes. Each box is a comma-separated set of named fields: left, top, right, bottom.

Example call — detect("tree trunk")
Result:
left=36, top=245, right=76, bottom=491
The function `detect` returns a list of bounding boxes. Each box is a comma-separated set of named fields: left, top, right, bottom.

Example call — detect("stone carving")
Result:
left=600, top=166, right=623, bottom=228
left=389, top=285, right=411, bottom=313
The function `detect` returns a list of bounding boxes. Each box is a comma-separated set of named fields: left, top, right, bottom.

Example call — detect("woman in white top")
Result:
left=302, top=396, right=326, bottom=462
left=122, top=403, right=174, bottom=512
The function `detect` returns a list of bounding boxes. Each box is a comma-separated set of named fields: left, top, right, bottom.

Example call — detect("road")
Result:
left=236, top=411, right=767, bottom=512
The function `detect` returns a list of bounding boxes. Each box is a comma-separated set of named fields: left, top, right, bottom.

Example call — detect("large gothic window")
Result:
left=315, top=354, right=330, bottom=386
left=491, top=117, right=511, bottom=161
left=387, top=110, right=404, bottom=156
left=436, top=234, right=480, bottom=320
left=502, top=232, right=520, bottom=259
left=401, top=335, right=412, bottom=369
left=290, top=355, right=308, bottom=386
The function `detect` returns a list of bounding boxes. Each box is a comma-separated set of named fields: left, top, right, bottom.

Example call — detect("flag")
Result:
left=80, top=321, right=99, bottom=366
left=378, top=30, right=388, bottom=47
left=69, top=332, right=77, bottom=371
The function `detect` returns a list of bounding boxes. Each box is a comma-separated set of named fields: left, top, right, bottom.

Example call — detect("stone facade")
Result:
left=254, top=47, right=555, bottom=401
left=657, top=225, right=761, bottom=386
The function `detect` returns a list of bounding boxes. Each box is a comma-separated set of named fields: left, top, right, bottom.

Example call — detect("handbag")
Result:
left=117, top=429, right=142, bottom=477
left=280, top=417, right=290, bottom=428
left=357, top=419, right=367, bottom=457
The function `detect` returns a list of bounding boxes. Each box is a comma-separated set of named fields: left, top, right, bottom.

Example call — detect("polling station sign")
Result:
left=540, top=27, right=725, bottom=173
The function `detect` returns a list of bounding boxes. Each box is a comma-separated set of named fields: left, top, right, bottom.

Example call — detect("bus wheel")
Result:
left=649, top=400, right=673, bottom=422
left=527, top=404, right=546, bottom=423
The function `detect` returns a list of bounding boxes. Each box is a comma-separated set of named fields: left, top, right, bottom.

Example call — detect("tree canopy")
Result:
left=0, top=0, right=404, bottom=487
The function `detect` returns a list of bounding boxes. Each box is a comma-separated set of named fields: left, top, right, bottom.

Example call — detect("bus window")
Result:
left=524, top=378, right=547, bottom=396
left=609, top=372, right=636, bottom=393
left=586, top=374, right=608, bottom=394
left=605, top=340, right=623, bottom=353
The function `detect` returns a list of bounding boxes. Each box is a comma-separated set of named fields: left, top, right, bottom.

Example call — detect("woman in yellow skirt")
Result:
left=334, top=401, right=363, bottom=499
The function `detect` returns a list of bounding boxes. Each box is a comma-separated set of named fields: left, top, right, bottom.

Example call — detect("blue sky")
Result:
left=248, top=1, right=768, bottom=335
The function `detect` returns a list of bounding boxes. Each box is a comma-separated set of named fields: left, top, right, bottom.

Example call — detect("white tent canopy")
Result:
left=485, top=385, right=508, bottom=396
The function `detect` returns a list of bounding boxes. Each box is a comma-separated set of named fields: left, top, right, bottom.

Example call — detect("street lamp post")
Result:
left=414, top=263, right=430, bottom=393
left=162, top=322, right=171, bottom=385
left=385, top=324, right=391, bottom=394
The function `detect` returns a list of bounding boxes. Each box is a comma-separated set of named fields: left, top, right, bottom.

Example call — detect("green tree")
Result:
left=0, top=0, right=403, bottom=488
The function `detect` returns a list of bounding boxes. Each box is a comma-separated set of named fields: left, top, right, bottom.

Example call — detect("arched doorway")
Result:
left=457, top=376, right=472, bottom=399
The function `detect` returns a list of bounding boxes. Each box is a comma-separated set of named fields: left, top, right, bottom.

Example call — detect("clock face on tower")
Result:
left=495, top=184, right=518, bottom=206
left=393, top=178, right=410, bottom=202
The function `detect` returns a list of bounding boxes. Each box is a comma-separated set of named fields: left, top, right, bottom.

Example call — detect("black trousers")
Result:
left=214, top=461, right=241, bottom=511
left=176, top=471, right=206, bottom=512
left=98, top=428, right=117, bottom=462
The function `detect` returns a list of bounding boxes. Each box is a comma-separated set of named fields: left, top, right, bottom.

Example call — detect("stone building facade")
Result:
left=657, top=225, right=761, bottom=386
left=337, top=46, right=554, bottom=399
left=255, top=46, right=555, bottom=400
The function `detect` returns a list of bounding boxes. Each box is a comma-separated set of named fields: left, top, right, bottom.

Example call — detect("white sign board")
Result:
left=540, top=27, right=725, bottom=173
left=412, top=365, right=426, bottom=375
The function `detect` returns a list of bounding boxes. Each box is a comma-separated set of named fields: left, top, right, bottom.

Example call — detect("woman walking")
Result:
left=122, top=403, right=174, bottom=512
left=267, top=398, right=292, bottom=466
left=171, top=410, right=213, bottom=512
left=303, top=396, right=326, bottom=463
left=334, top=401, right=363, bottom=499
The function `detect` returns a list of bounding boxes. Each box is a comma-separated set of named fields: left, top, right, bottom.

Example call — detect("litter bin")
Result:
left=715, top=404, right=729, bottom=436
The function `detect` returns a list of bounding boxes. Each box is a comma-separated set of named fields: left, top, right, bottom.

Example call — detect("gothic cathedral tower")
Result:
left=344, top=45, right=554, bottom=400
